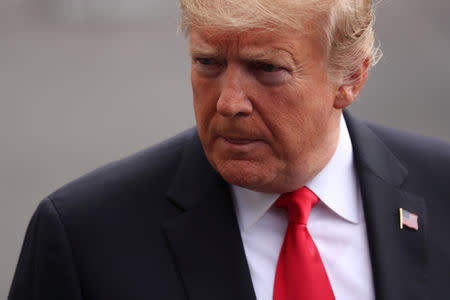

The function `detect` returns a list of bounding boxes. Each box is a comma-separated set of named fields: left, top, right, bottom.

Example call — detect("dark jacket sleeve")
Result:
left=8, top=198, right=83, bottom=300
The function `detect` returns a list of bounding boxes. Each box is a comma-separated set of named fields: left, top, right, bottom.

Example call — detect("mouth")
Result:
left=218, top=135, right=265, bottom=152
left=223, top=137, right=260, bottom=145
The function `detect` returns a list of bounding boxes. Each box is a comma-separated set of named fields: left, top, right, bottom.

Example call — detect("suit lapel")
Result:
left=345, top=111, right=429, bottom=300
left=163, top=130, right=256, bottom=300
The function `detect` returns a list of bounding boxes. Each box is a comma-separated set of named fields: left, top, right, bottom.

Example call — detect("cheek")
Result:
left=191, top=76, right=220, bottom=135
left=254, top=84, right=329, bottom=156
left=255, top=84, right=308, bottom=131
left=247, top=94, right=300, bottom=161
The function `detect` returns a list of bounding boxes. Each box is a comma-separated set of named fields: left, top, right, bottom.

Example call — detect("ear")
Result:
left=334, top=58, right=370, bottom=109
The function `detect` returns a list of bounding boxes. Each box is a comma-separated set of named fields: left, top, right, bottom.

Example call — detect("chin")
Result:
left=213, top=159, right=274, bottom=191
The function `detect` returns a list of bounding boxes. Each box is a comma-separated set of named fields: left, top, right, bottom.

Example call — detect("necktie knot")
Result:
left=275, top=186, right=319, bottom=224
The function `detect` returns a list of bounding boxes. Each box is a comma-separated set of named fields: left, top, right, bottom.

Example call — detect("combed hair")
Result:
left=179, top=0, right=381, bottom=84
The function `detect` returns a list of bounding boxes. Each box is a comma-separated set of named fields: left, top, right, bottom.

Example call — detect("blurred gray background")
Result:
left=1, top=0, right=449, bottom=297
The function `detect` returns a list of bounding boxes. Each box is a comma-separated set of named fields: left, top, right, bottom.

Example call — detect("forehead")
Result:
left=189, top=28, right=324, bottom=63
left=190, top=28, right=291, bottom=46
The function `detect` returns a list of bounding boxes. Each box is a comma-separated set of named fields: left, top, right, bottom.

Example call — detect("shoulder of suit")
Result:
left=362, top=121, right=450, bottom=185
left=363, top=121, right=450, bottom=160
left=44, top=127, right=199, bottom=218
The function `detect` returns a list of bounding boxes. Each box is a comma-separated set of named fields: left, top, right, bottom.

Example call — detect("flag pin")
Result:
left=399, top=208, right=419, bottom=230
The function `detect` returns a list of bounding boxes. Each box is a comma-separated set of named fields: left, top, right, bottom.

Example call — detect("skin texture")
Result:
left=189, top=27, right=368, bottom=194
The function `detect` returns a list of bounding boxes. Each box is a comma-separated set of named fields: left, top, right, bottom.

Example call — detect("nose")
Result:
left=216, top=65, right=253, bottom=118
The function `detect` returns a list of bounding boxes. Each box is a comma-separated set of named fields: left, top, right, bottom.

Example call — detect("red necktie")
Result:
left=273, top=187, right=335, bottom=300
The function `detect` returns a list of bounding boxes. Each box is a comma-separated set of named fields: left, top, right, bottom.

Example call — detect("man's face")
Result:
left=190, top=28, right=345, bottom=193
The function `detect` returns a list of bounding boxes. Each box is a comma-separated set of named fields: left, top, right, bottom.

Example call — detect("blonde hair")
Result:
left=179, top=0, right=381, bottom=84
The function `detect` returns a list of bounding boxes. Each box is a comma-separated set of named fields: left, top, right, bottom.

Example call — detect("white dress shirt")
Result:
left=231, top=116, right=375, bottom=300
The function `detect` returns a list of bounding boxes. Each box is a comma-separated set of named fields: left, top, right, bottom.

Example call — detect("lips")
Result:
left=214, top=125, right=265, bottom=150
left=217, top=135, right=265, bottom=153
left=223, top=137, right=259, bottom=144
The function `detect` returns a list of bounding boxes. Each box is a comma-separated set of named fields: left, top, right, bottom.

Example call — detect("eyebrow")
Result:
left=189, top=40, right=300, bottom=71
left=189, top=46, right=220, bottom=58
left=190, top=47, right=295, bottom=65
left=239, top=48, right=295, bottom=66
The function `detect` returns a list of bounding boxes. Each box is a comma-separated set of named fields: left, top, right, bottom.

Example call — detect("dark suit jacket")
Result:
left=8, top=111, right=450, bottom=300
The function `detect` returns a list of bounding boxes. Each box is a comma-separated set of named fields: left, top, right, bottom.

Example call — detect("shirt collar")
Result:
left=232, top=115, right=361, bottom=232
left=305, top=115, right=361, bottom=224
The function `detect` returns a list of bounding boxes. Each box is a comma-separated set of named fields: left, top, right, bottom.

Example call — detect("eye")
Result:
left=252, top=62, right=291, bottom=86
left=259, top=63, right=280, bottom=73
left=197, top=58, right=215, bottom=65
left=192, top=57, right=224, bottom=78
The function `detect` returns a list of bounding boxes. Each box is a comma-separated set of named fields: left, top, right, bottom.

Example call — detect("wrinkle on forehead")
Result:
left=190, top=29, right=295, bottom=54
left=189, top=28, right=324, bottom=70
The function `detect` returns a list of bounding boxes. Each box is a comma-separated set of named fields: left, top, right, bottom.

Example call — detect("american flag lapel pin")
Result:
left=399, top=208, right=419, bottom=230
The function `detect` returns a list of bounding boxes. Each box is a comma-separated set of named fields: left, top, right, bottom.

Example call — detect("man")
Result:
left=8, top=0, right=450, bottom=299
